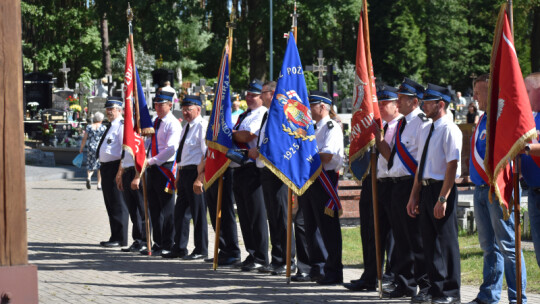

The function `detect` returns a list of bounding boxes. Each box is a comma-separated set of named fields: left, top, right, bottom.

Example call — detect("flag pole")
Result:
left=506, top=2, right=522, bottom=303
left=370, top=147, right=383, bottom=298
left=127, top=3, right=152, bottom=256
left=285, top=2, right=298, bottom=284
left=362, top=0, right=382, bottom=297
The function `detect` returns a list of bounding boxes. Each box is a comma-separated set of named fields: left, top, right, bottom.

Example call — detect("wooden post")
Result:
left=0, top=0, right=39, bottom=302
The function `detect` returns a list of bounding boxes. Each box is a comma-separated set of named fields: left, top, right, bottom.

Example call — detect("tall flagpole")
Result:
left=361, top=0, right=383, bottom=297
left=285, top=1, right=298, bottom=285
left=127, top=3, right=152, bottom=256
left=506, top=1, right=522, bottom=303
left=213, top=10, right=236, bottom=271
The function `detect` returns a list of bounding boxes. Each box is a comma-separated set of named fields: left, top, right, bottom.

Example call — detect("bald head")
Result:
left=525, top=73, right=540, bottom=112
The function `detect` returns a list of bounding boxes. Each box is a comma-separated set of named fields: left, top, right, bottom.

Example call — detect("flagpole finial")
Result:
left=127, top=3, right=134, bottom=23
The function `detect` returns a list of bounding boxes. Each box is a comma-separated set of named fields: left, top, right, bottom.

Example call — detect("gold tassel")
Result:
left=141, top=127, right=155, bottom=136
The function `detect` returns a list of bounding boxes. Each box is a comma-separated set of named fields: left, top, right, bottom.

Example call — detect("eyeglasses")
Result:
left=261, top=90, right=273, bottom=94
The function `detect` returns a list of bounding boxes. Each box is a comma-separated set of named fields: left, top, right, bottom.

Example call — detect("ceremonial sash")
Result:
left=319, top=169, right=342, bottom=218
left=395, top=119, right=418, bottom=176
left=151, top=119, right=178, bottom=194
left=471, top=114, right=490, bottom=184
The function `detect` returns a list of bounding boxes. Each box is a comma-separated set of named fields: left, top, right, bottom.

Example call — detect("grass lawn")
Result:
left=342, top=227, right=540, bottom=293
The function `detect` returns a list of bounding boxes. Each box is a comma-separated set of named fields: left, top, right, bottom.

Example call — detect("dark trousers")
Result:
left=174, top=166, right=208, bottom=255
left=233, top=163, right=269, bottom=265
left=296, top=195, right=327, bottom=276
left=420, top=182, right=461, bottom=298
left=358, top=176, right=395, bottom=283
left=390, top=178, right=429, bottom=294
left=299, top=173, right=343, bottom=280
left=100, top=160, right=128, bottom=245
left=206, top=168, right=240, bottom=259
left=146, top=164, right=175, bottom=250
left=261, top=167, right=295, bottom=266
left=121, top=167, right=147, bottom=245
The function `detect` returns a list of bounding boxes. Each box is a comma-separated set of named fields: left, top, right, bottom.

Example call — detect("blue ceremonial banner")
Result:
left=259, top=33, right=321, bottom=196
left=135, top=67, right=154, bottom=133
left=204, top=44, right=233, bottom=188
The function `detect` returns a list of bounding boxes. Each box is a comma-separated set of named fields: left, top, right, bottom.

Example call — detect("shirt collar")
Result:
left=316, top=115, right=331, bottom=129
left=111, top=117, right=123, bottom=125
left=405, top=107, right=422, bottom=122
left=188, top=115, right=203, bottom=127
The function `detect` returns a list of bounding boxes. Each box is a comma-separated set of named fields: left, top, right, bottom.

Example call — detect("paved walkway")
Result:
left=26, top=170, right=539, bottom=303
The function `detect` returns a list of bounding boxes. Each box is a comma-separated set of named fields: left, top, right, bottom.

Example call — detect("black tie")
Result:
left=176, top=123, right=190, bottom=163
left=257, top=112, right=269, bottom=148
left=387, top=117, right=406, bottom=170
left=154, top=118, right=162, bottom=132
left=417, top=123, right=435, bottom=182
left=96, top=123, right=111, bottom=160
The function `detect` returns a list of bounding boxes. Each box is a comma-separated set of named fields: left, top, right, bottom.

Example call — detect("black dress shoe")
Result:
left=161, top=250, right=185, bottom=259
left=290, top=272, right=311, bottom=282
left=432, top=296, right=460, bottom=304
left=317, top=275, right=343, bottom=285
left=234, top=258, right=253, bottom=268
left=411, top=291, right=432, bottom=304
left=382, top=281, right=398, bottom=294
left=241, top=262, right=264, bottom=272
left=343, top=279, right=376, bottom=291
left=218, top=257, right=240, bottom=266
left=182, top=253, right=208, bottom=260
left=100, top=241, right=121, bottom=248
left=258, top=264, right=276, bottom=273
left=140, top=245, right=162, bottom=256
left=121, top=242, right=142, bottom=252
left=271, top=264, right=297, bottom=275
left=382, top=287, right=415, bottom=298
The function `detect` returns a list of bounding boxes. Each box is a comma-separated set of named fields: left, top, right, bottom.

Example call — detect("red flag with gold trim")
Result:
left=485, top=4, right=536, bottom=218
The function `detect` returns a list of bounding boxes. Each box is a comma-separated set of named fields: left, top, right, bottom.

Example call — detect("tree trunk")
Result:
left=248, top=0, right=266, bottom=81
left=100, top=12, right=111, bottom=76
left=532, top=6, right=540, bottom=73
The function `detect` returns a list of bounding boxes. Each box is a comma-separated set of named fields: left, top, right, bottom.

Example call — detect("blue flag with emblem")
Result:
left=259, top=33, right=321, bottom=196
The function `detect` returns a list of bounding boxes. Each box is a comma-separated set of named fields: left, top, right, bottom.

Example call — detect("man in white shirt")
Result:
left=163, top=95, right=208, bottom=260
left=300, top=91, right=344, bottom=285
left=231, top=79, right=269, bottom=271
left=97, top=97, right=128, bottom=248
left=407, top=83, right=462, bottom=304
left=143, top=90, right=182, bottom=256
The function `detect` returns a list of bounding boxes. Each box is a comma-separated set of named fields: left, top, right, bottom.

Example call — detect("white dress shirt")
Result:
left=230, top=105, right=267, bottom=168
left=255, top=117, right=268, bottom=168
left=388, top=107, right=431, bottom=178
left=178, top=115, right=207, bottom=167
left=377, top=115, right=403, bottom=178
left=99, top=117, right=124, bottom=163
left=147, top=112, right=182, bottom=166
left=315, top=115, right=344, bottom=172
left=416, top=115, right=462, bottom=180
left=122, top=152, right=134, bottom=168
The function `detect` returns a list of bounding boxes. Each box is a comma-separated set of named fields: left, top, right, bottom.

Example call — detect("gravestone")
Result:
left=58, top=62, right=71, bottom=89
left=42, top=108, right=68, bottom=124
left=152, top=69, right=175, bottom=87
left=87, top=97, right=107, bottom=120
left=52, top=89, right=74, bottom=111
left=24, top=72, right=54, bottom=111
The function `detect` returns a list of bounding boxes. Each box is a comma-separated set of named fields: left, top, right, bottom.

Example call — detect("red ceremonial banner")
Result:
left=485, top=5, right=536, bottom=218
left=348, top=0, right=382, bottom=181
left=122, top=42, right=147, bottom=174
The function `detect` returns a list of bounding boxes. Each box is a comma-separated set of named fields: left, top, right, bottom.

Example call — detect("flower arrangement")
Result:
left=69, top=104, right=82, bottom=112
left=27, top=101, right=39, bottom=111
left=67, top=95, right=79, bottom=105
left=39, top=122, right=55, bottom=137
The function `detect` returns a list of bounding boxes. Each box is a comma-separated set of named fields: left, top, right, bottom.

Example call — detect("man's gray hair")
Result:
left=323, top=103, right=331, bottom=111
left=93, top=112, right=104, bottom=123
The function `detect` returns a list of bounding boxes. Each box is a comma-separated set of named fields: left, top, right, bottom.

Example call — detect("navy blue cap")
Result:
left=105, top=96, right=123, bottom=108
left=397, top=77, right=424, bottom=99
left=423, top=83, right=452, bottom=103
left=377, top=85, right=398, bottom=101
left=308, top=90, right=332, bottom=105
left=247, top=79, right=263, bottom=94
left=181, top=95, right=202, bottom=107
left=154, top=90, right=175, bottom=103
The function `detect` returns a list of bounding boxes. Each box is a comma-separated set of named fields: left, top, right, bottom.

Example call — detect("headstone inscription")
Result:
left=52, top=89, right=74, bottom=111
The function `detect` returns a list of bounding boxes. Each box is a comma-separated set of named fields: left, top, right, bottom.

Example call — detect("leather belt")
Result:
left=477, top=184, right=490, bottom=189
left=178, top=164, right=198, bottom=170
left=421, top=178, right=441, bottom=186
left=378, top=176, right=413, bottom=183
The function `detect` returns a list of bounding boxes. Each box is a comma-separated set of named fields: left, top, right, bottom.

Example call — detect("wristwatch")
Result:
left=438, top=196, right=447, bottom=203
left=525, top=144, right=531, bottom=156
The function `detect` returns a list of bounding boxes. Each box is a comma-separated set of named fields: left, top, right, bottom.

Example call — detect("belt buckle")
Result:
left=421, top=180, right=429, bottom=186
